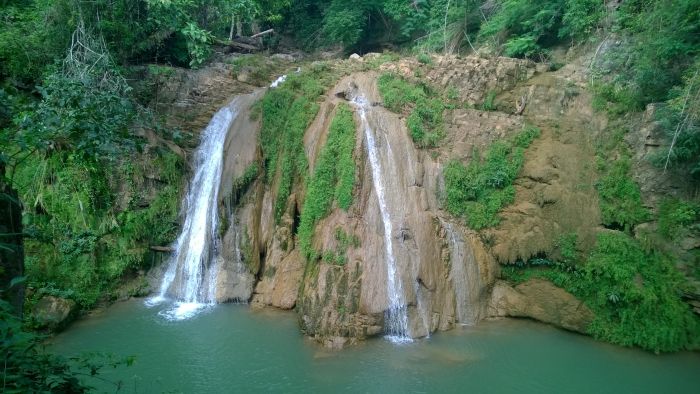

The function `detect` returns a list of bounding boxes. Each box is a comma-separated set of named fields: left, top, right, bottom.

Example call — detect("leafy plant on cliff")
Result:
left=377, top=73, right=446, bottom=148
left=653, top=60, right=700, bottom=179
left=16, top=148, right=184, bottom=308
left=229, top=163, right=260, bottom=208
left=444, top=125, right=540, bottom=229
left=298, top=104, right=357, bottom=261
left=259, top=64, right=341, bottom=223
left=582, top=232, right=699, bottom=353
left=502, top=231, right=700, bottom=353
left=657, top=198, right=700, bottom=241
left=478, top=0, right=605, bottom=60
left=595, top=155, right=649, bottom=232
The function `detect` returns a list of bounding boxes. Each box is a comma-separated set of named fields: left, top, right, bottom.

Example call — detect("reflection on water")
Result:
left=52, top=300, right=700, bottom=394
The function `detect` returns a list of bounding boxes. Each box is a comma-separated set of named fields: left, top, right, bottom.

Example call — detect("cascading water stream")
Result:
left=146, top=99, right=240, bottom=320
left=352, top=95, right=411, bottom=342
left=441, top=219, right=482, bottom=326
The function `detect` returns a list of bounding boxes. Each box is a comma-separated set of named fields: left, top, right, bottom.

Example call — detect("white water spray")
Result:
left=270, top=75, right=287, bottom=88
left=352, top=95, right=411, bottom=342
left=147, top=100, right=240, bottom=320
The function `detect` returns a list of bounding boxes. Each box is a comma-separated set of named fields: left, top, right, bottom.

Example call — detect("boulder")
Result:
left=32, top=296, right=77, bottom=331
left=488, top=279, right=594, bottom=333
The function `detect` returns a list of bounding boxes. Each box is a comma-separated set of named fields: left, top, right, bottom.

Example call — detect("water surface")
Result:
left=52, top=300, right=700, bottom=393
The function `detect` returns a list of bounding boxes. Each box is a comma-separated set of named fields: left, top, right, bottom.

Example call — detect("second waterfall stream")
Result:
left=352, top=94, right=412, bottom=342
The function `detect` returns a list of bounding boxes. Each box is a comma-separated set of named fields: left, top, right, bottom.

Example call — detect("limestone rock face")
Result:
left=251, top=248, right=304, bottom=310
left=483, top=63, right=605, bottom=264
left=295, top=74, right=498, bottom=343
left=488, top=279, right=594, bottom=333
left=378, top=55, right=535, bottom=107
left=158, top=53, right=622, bottom=346
left=32, top=296, right=77, bottom=331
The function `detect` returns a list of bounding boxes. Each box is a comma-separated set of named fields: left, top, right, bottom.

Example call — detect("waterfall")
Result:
left=270, top=75, right=287, bottom=88
left=441, top=220, right=482, bottom=326
left=147, top=99, right=240, bottom=320
left=352, top=95, right=411, bottom=342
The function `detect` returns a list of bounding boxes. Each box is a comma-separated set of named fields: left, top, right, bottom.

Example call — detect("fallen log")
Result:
left=250, top=29, right=274, bottom=39
left=150, top=246, right=174, bottom=253
left=215, top=38, right=260, bottom=52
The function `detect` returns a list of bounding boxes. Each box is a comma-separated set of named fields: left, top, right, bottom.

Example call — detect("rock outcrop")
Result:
left=31, top=296, right=77, bottom=331
left=487, top=279, right=594, bottom=333
left=149, top=53, right=634, bottom=347
left=294, top=73, right=498, bottom=341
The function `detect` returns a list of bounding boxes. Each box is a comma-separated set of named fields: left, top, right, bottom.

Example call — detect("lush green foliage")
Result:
left=586, top=1, right=700, bottom=182
left=657, top=198, right=700, bottom=241
left=0, top=300, right=86, bottom=392
left=597, top=0, right=699, bottom=110
left=592, top=125, right=649, bottom=233
left=229, top=163, right=260, bottom=208
left=259, top=64, right=341, bottom=222
left=377, top=73, right=446, bottom=147
left=479, top=0, right=604, bottom=59
left=284, top=0, right=428, bottom=49
left=14, top=149, right=183, bottom=308
left=653, top=60, right=700, bottom=178
left=0, top=25, right=185, bottom=307
left=298, top=104, right=357, bottom=261
left=584, top=233, right=699, bottom=352
left=444, top=125, right=540, bottom=229
left=595, top=156, right=649, bottom=232
left=556, top=232, right=579, bottom=265
left=502, top=232, right=700, bottom=353
left=11, top=73, right=136, bottom=160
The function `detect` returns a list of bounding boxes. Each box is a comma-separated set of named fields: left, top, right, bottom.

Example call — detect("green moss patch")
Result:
left=377, top=73, right=447, bottom=148
left=298, top=104, right=357, bottom=261
left=444, top=125, right=540, bottom=229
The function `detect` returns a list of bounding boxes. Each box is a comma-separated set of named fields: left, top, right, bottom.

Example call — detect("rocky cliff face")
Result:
left=207, top=57, right=548, bottom=346
left=151, top=53, right=621, bottom=347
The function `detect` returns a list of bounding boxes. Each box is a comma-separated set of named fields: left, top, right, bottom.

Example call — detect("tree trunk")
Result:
left=0, top=162, right=24, bottom=317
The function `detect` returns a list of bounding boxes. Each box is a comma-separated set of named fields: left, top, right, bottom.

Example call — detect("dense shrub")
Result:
left=595, top=156, right=649, bottom=232
left=444, top=125, right=540, bottom=229
left=502, top=232, right=700, bottom=353
left=657, top=198, right=700, bottom=240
